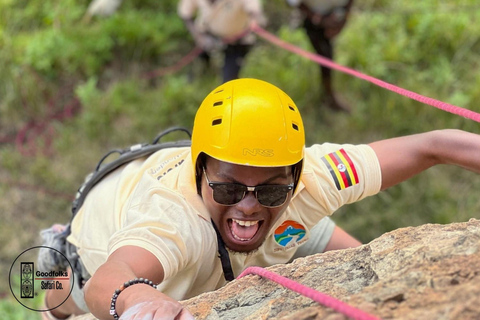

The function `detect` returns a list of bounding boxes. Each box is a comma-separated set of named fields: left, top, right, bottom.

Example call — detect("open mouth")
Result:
left=228, top=218, right=263, bottom=242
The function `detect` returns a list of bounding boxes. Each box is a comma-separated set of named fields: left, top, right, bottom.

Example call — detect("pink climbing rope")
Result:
left=142, top=46, right=203, bottom=80
left=250, top=22, right=480, bottom=124
left=238, top=266, right=380, bottom=320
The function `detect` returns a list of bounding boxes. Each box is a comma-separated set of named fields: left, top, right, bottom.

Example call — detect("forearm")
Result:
left=84, top=246, right=168, bottom=319
left=427, top=129, right=480, bottom=172
left=85, top=265, right=186, bottom=320
left=182, top=18, right=199, bottom=40
left=84, top=260, right=137, bottom=319
left=370, top=129, right=480, bottom=190
left=182, top=18, right=214, bottom=49
left=323, top=226, right=361, bottom=252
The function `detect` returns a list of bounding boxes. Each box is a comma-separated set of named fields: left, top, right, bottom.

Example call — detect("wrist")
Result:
left=110, top=278, right=157, bottom=319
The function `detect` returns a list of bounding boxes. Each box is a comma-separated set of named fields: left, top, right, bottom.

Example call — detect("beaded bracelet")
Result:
left=110, top=278, right=157, bottom=319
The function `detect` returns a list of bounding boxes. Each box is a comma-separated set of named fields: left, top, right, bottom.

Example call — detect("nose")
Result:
left=235, top=191, right=262, bottom=215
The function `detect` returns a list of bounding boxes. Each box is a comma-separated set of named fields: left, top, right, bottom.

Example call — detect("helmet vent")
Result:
left=288, top=105, right=295, bottom=111
left=292, top=122, right=299, bottom=131
left=214, top=89, right=224, bottom=94
left=212, top=118, right=222, bottom=126
left=213, top=101, right=223, bottom=107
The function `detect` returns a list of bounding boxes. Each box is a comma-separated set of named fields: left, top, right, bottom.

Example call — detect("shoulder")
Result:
left=304, top=143, right=379, bottom=178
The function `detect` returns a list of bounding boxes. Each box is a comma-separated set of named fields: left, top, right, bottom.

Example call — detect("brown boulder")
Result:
left=73, top=219, right=480, bottom=319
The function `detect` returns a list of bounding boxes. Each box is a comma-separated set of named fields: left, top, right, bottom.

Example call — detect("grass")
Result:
left=0, top=288, right=43, bottom=320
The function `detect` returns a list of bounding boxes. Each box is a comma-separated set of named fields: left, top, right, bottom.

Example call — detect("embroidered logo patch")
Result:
left=274, top=220, right=306, bottom=247
left=322, top=148, right=359, bottom=190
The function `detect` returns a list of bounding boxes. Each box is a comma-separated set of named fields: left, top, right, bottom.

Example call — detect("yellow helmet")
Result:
left=191, top=78, right=305, bottom=188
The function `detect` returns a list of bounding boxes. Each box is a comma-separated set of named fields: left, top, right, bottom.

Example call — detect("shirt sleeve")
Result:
left=107, top=184, right=213, bottom=281
left=301, top=143, right=382, bottom=215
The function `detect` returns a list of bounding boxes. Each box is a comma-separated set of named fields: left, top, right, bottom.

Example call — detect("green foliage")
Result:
left=102, top=10, right=186, bottom=59
left=1, top=276, right=43, bottom=320
left=0, top=297, right=42, bottom=320
left=2, top=0, right=188, bottom=80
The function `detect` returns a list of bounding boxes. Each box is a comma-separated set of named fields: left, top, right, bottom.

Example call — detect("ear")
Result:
left=195, top=153, right=207, bottom=195
left=292, top=159, right=303, bottom=193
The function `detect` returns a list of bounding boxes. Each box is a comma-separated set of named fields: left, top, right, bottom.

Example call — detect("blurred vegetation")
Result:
left=0, top=275, right=44, bottom=320
left=1, top=0, right=480, bottom=317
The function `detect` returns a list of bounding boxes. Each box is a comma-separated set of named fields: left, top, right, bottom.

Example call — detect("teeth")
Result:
left=232, top=219, right=259, bottom=227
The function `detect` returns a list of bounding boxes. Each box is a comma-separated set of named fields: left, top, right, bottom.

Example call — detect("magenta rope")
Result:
left=142, top=46, right=203, bottom=80
left=238, top=266, right=380, bottom=320
left=250, top=23, right=480, bottom=123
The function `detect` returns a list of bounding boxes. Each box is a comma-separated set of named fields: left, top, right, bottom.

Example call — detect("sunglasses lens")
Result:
left=256, top=185, right=291, bottom=207
left=212, top=184, right=246, bottom=205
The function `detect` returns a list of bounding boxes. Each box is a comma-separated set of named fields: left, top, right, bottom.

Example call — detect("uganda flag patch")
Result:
left=322, top=149, right=359, bottom=190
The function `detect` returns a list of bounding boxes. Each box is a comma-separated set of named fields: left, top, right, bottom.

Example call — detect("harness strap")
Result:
left=71, top=139, right=191, bottom=218
left=211, top=220, right=235, bottom=281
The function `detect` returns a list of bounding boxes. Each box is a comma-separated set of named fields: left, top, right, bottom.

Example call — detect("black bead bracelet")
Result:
left=110, top=278, right=157, bottom=319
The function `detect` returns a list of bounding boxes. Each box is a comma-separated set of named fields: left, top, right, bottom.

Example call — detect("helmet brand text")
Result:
left=242, top=148, right=274, bottom=157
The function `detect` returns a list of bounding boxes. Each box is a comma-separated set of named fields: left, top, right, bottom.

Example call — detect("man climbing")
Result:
left=286, top=0, right=354, bottom=112
left=177, top=0, right=266, bottom=83
left=40, top=78, right=480, bottom=320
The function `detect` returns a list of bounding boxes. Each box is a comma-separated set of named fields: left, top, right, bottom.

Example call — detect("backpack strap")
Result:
left=71, top=127, right=191, bottom=218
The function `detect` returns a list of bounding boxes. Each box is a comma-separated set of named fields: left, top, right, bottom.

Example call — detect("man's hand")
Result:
left=119, top=291, right=194, bottom=320
left=85, top=246, right=192, bottom=320
left=194, top=33, right=219, bottom=51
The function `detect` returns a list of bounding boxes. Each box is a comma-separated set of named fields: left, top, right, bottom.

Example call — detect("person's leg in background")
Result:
left=188, top=50, right=213, bottom=83
left=303, top=18, right=350, bottom=113
left=222, top=43, right=252, bottom=83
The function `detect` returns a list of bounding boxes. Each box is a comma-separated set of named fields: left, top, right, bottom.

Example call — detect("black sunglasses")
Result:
left=203, top=168, right=294, bottom=207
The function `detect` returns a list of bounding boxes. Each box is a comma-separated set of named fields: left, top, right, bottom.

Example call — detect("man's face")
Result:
left=201, top=158, right=294, bottom=253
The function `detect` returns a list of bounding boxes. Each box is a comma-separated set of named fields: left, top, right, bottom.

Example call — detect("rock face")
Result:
left=182, top=219, right=480, bottom=320
left=73, top=219, right=480, bottom=320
